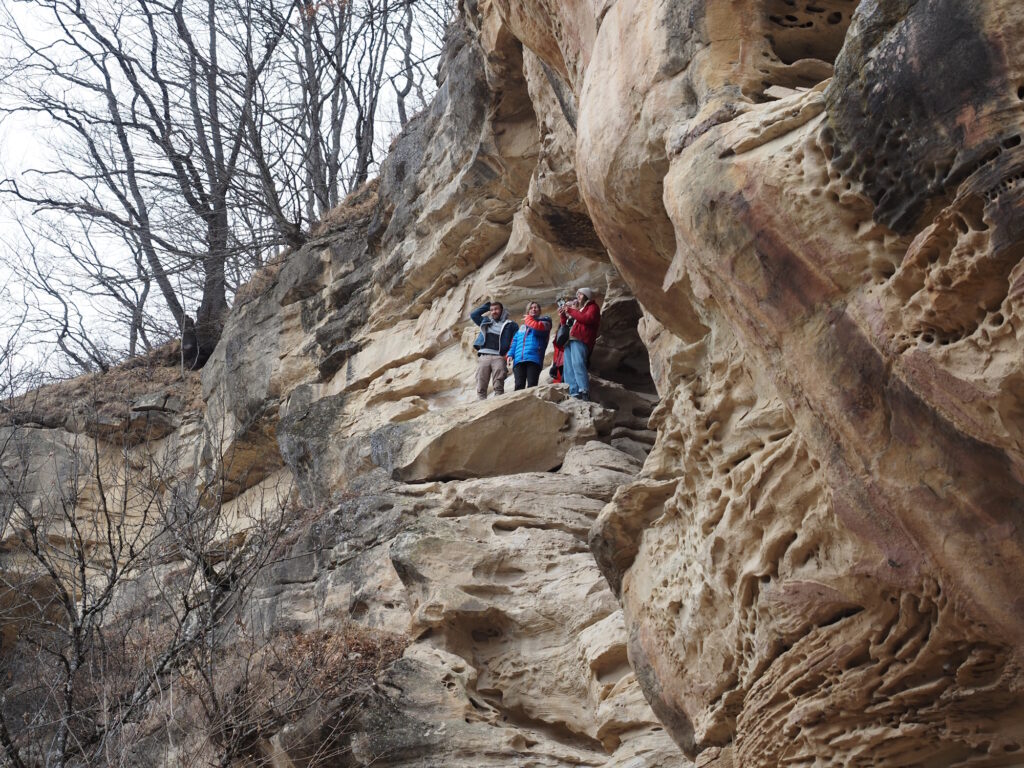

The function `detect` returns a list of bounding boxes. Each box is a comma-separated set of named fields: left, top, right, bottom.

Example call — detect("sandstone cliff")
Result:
left=3, top=1, right=1024, bottom=766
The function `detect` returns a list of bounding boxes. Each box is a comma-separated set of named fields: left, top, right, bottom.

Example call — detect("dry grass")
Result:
left=1, top=340, right=203, bottom=431
left=311, top=177, right=379, bottom=237
left=234, top=252, right=289, bottom=307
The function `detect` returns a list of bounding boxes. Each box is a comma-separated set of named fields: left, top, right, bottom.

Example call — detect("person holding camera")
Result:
left=557, top=288, right=601, bottom=401
left=471, top=299, right=518, bottom=399
left=506, top=300, right=552, bottom=389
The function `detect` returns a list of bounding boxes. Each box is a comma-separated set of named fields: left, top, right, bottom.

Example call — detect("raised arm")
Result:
left=470, top=301, right=492, bottom=326
left=565, top=302, right=598, bottom=326
left=523, top=314, right=551, bottom=330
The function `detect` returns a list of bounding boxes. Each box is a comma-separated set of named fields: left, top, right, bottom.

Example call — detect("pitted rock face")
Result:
left=482, top=0, right=1024, bottom=764
left=824, top=0, right=1022, bottom=233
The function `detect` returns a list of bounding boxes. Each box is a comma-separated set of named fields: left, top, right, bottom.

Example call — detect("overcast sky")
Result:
left=0, top=6, right=124, bottom=379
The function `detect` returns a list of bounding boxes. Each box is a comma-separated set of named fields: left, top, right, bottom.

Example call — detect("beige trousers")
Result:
left=476, top=354, right=507, bottom=399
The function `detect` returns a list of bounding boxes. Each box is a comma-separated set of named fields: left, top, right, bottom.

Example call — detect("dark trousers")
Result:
left=513, top=362, right=541, bottom=390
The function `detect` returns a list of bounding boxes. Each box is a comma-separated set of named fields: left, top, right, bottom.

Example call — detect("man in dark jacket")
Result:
left=557, top=288, right=600, bottom=400
left=471, top=300, right=518, bottom=399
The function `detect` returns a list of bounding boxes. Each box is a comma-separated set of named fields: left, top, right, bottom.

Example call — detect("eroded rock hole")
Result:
left=876, top=263, right=897, bottom=280
left=764, top=0, right=855, bottom=68
left=818, top=606, right=862, bottom=629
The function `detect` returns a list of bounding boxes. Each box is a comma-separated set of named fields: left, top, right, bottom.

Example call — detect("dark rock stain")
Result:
left=826, top=0, right=1001, bottom=232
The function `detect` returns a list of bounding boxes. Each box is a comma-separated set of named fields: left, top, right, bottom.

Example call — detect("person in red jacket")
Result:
left=557, top=287, right=600, bottom=400
left=550, top=325, right=566, bottom=383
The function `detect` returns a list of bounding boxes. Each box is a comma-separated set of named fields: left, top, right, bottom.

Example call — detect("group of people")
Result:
left=470, top=288, right=601, bottom=402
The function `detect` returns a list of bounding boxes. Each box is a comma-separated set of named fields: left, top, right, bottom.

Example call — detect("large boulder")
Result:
left=388, top=389, right=609, bottom=482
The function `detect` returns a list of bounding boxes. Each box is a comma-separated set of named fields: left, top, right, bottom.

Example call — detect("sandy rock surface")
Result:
left=5, top=1, right=1024, bottom=766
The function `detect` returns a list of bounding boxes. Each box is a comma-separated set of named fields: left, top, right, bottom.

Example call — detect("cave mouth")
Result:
left=589, top=298, right=657, bottom=396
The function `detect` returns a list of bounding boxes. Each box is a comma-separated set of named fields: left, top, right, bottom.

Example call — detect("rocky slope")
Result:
left=4, top=0, right=1024, bottom=766
left=194, top=7, right=678, bottom=762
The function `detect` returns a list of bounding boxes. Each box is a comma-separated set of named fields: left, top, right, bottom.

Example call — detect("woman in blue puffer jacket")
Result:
left=506, top=300, right=552, bottom=390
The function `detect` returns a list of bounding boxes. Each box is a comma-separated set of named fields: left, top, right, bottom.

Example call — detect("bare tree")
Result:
left=0, top=404, right=296, bottom=766
left=243, top=0, right=454, bottom=229
left=0, top=423, right=167, bottom=766
left=19, top=280, right=109, bottom=375
left=0, top=279, right=32, bottom=403
left=0, top=0, right=453, bottom=376
left=0, top=0, right=296, bottom=368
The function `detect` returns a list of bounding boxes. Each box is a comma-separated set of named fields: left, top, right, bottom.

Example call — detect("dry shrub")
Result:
left=55, top=582, right=410, bottom=766
left=234, top=252, right=288, bottom=307
left=311, top=177, right=379, bottom=237
left=2, top=340, right=202, bottom=431
left=179, top=621, right=409, bottom=765
left=0, top=568, right=187, bottom=766
left=274, top=623, right=407, bottom=704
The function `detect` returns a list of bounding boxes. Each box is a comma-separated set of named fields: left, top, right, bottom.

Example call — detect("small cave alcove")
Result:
left=757, top=0, right=859, bottom=96
left=765, top=0, right=856, bottom=67
left=589, top=298, right=657, bottom=396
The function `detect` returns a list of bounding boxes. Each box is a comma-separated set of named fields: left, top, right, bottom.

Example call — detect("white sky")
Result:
left=1, top=31, right=49, bottom=379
